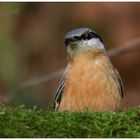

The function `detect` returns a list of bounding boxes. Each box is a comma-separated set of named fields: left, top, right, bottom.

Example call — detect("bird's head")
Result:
left=65, top=28, right=106, bottom=57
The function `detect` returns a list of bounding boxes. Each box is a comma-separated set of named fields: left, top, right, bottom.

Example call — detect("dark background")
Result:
left=0, top=2, right=140, bottom=109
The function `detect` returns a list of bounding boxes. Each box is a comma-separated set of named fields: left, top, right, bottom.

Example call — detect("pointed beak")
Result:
left=70, top=44, right=77, bottom=49
left=65, top=37, right=78, bottom=50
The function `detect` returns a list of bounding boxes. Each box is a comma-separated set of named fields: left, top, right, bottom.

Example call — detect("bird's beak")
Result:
left=70, top=44, right=77, bottom=50
left=69, top=43, right=78, bottom=50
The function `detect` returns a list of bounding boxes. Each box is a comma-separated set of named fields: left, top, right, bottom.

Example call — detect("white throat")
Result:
left=67, top=38, right=105, bottom=57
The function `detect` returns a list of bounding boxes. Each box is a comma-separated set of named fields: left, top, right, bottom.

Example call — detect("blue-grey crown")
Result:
left=65, top=28, right=103, bottom=46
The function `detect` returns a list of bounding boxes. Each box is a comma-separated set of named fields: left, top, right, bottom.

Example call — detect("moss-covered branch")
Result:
left=0, top=105, right=140, bottom=138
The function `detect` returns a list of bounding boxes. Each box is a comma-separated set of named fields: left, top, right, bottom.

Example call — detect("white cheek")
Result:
left=80, top=38, right=105, bottom=50
left=67, top=45, right=73, bottom=56
left=88, top=39, right=104, bottom=49
left=87, top=39, right=96, bottom=46
left=66, top=38, right=105, bottom=57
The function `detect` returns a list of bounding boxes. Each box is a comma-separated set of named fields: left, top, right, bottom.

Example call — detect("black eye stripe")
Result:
left=65, top=40, right=69, bottom=46
left=64, top=31, right=103, bottom=46
left=74, top=36, right=82, bottom=40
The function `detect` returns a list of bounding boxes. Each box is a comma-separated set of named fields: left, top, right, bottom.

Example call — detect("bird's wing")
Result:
left=54, top=68, right=68, bottom=110
left=113, top=67, right=124, bottom=97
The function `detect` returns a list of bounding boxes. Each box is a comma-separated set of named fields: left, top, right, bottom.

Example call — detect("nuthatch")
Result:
left=54, top=28, right=124, bottom=112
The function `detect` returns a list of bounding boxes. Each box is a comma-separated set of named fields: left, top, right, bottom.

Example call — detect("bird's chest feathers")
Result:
left=60, top=52, right=122, bottom=112
left=69, top=58, right=97, bottom=84
left=66, top=53, right=110, bottom=92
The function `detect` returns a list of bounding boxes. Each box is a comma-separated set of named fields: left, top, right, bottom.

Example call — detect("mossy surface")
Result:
left=0, top=105, right=140, bottom=138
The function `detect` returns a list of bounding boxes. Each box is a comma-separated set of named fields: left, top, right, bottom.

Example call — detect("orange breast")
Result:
left=58, top=52, right=122, bottom=112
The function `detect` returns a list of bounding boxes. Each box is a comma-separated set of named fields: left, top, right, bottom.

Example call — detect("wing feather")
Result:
left=54, top=68, right=68, bottom=110
left=113, top=67, right=124, bottom=97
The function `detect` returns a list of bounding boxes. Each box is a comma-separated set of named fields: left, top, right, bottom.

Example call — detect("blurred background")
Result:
left=0, top=2, right=140, bottom=109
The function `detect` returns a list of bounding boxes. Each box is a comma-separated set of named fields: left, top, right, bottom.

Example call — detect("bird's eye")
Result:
left=81, top=33, right=87, bottom=40
left=65, top=40, right=69, bottom=46
left=74, top=36, right=81, bottom=40
left=81, top=32, right=94, bottom=40
left=87, top=32, right=94, bottom=40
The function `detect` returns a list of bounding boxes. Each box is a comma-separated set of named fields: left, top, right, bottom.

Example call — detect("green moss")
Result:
left=0, top=105, right=140, bottom=138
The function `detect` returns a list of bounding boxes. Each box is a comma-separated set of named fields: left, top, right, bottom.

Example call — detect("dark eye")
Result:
left=87, top=32, right=94, bottom=39
left=65, top=39, right=69, bottom=46
left=81, top=33, right=87, bottom=40
left=74, top=36, right=81, bottom=40
left=81, top=32, right=94, bottom=40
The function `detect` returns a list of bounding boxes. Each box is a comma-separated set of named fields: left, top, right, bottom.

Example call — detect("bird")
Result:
left=54, top=27, right=124, bottom=112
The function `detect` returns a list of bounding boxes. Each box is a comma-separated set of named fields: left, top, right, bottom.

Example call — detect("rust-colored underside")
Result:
left=58, top=51, right=122, bottom=112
